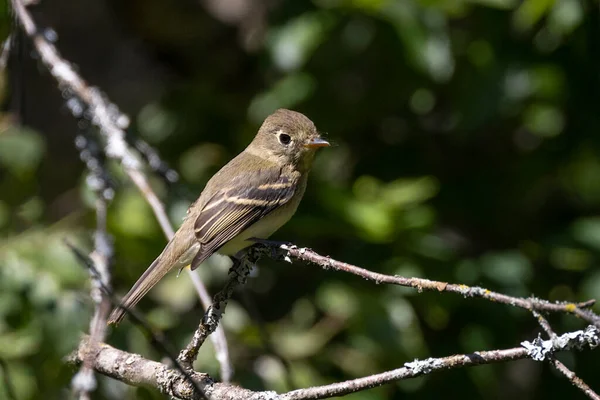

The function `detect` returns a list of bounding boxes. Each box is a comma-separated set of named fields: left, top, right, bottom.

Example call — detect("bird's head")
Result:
left=249, top=109, right=330, bottom=170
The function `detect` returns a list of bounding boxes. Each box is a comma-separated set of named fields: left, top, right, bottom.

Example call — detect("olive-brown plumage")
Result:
left=108, top=109, right=329, bottom=325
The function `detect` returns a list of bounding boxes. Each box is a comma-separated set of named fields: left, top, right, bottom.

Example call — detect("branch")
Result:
left=531, top=311, right=600, bottom=400
left=550, top=359, right=600, bottom=400
left=255, top=241, right=600, bottom=328
left=177, top=251, right=257, bottom=368
left=0, top=34, right=12, bottom=70
left=12, top=1, right=600, bottom=398
left=520, top=325, right=599, bottom=361
left=70, top=326, right=599, bottom=400
left=130, top=137, right=180, bottom=183
left=70, top=337, right=215, bottom=400
left=71, top=133, right=115, bottom=399
left=11, top=0, right=233, bottom=381
left=66, top=243, right=206, bottom=397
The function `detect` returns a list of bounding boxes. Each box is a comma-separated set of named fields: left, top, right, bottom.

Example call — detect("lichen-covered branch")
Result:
left=71, top=337, right=213, bottom=400
left=72, top=326, right=599, bottom=400
left=520, top=325, right=599, bottom=361
left=531, top=311, right=600, bottom=400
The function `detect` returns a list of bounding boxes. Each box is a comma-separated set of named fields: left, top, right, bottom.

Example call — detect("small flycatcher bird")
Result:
left=108, top=109, right=329, bottom=325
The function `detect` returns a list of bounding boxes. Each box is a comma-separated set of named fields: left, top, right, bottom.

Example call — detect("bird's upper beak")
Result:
left=304, top=137, right=330, bottom=149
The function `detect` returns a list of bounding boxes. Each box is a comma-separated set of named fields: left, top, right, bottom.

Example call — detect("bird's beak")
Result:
left=304, top=137, right=330, bottom=149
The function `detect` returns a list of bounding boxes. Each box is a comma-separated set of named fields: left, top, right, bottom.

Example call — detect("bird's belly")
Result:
left=217, top=203, right=298, bottom=256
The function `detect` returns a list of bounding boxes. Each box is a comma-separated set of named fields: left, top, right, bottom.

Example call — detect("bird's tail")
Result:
left=107, top=254, right=172, bottom=325
left=108, top=231, right=197, bottom=325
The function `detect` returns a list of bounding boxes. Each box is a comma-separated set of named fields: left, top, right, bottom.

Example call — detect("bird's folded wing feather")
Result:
left=191, top=167, right=296, bottom=268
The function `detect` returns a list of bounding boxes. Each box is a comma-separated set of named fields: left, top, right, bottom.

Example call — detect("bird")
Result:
left=107, top=109, right=329, bottom=325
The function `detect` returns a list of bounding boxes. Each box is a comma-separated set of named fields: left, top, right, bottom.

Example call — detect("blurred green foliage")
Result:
left=1, top=0, right=600, bottom=399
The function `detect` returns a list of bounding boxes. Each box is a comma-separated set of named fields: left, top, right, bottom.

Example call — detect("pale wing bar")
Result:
left=190, top=168, right=296, bottom=269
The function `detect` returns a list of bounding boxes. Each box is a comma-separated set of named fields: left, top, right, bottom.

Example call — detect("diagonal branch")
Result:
left=0, top=34, right=12, bottom=70
left=254, top=241, right=600, bottom=327
left=550, top=359, right=600, bottom=400
left=177, top=250, right=259, bottom=369
left=11, top=0, right=233, bottom=381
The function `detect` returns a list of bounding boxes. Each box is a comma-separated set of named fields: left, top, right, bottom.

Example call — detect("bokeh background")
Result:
left=1, top=0, right=599, bottom=399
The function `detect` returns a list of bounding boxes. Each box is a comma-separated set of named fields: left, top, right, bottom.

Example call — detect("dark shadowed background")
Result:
left=1, top=0, right=599, bottom=399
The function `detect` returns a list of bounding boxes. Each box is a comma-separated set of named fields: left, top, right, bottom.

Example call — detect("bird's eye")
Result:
left=278, top=132, right=291, bottom=145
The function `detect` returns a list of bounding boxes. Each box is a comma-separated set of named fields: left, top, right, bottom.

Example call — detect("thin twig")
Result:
left=188, top=271, right=234, bottom=381
left=0, top=34, right=12, bottom=70
left=11, top=0, right=232, bottom=381
left=550, top=358, right=600, bottom=400
left=532, top=310, right=556, bottom=339
left=130, top=137, right=179, bottom=183
left=178, top=252, right=257, bottom=369
left=532, top=311, right=600, bottom=400
left=71, top=132, right=114, bottom=398
left=254, top=241, right=600, bottom=327
left=126, top=169, right=175, bottom=238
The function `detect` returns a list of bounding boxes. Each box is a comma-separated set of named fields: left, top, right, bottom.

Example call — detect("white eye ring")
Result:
left=278, top=131, right=292, bottom=145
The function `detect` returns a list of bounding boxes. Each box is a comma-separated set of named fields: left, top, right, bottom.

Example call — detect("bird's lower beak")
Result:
left=305, top=137, right=330, bottom=149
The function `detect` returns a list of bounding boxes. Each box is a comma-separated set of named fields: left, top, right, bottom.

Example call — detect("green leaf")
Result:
left=0, top=127, right=45, bottom=175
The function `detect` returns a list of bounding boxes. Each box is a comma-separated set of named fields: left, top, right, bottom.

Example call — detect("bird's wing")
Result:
left=190, top=167, right=296, bottom=269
